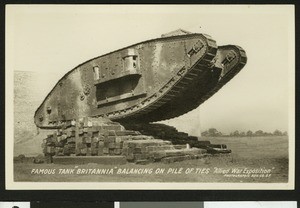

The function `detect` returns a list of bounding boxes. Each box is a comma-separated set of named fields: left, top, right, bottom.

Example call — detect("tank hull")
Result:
left=34, top=33, right=246, bottom=129
left=33, top=30, right=247, bottom=163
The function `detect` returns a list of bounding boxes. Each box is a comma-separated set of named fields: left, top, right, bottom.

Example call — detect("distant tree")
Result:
left=232, top=130, right=240, bottom=137
left=273, top=129, right=283, bottom=136
left=201, top=128, right=223, bottom=137
left=254, top=130, right=264, bottom=136
left=225, top=129, right=287, bottom=137
left=208, top=128, right=218, bottom=137
left=246, top=130, right=253, bottom=137
left=263, top=132, right=269, bottom=136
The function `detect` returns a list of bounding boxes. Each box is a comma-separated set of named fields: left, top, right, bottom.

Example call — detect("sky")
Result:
left=6, top=5, right=294, bottom=135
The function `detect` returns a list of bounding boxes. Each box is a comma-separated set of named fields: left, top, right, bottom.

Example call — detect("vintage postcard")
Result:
left=5, top=5, right=295, bottom=189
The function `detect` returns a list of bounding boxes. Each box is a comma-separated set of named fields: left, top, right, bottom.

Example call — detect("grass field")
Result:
left=14, top=136, right=288, bottom=183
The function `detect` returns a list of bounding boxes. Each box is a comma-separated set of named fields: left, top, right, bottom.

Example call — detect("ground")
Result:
left=14, top=136, right=288, bottom=183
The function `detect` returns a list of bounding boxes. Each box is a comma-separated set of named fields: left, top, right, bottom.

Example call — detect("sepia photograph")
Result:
left=5, top=5, right=295, bottom=189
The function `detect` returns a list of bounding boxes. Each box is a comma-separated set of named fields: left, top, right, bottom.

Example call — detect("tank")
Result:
left=34, top=29, right=247, bottom=128
left=33, top=29, right=247, bottom=163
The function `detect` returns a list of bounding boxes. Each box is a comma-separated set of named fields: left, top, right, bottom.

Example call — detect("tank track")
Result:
left=144, top=45, right=248, bottom=121
left=203, top=46, right=247, bottom=99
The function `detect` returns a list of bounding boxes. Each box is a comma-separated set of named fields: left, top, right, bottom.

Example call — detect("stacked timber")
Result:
left=122, top=123, right=210, bottom=147
left=42, top=117, right=207, bottom=163
left=122, top=139, right=172, bottom=161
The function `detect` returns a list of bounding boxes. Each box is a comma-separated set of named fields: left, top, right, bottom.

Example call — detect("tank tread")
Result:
left=126, top=45, right=247, bottom=122
left=151, top=45, right=248, bottom=121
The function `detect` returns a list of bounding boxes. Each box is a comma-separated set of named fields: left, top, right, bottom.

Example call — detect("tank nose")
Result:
left=215, top=45, right=247, bottom=82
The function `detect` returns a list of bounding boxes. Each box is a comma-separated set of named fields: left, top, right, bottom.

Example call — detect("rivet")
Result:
left=80, top=94, right=85, bottom=101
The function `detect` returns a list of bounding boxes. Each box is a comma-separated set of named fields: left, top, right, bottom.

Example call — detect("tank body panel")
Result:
left=35, top=34, right=212, bottom=128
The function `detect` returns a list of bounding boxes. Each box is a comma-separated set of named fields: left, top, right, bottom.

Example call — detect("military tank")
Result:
left=34, top=29, right=247, bottom=163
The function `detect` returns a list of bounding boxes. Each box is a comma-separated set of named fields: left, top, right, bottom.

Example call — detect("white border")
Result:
left=5, top=4, right=295, bottom=190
